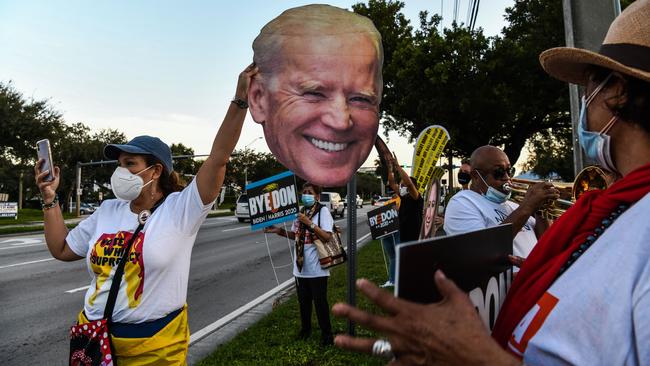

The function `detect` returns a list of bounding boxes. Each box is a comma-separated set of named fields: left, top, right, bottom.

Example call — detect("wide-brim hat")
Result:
left=540, top=0, right=650, bottom=86
left=104, top=135, right=174, bottom=175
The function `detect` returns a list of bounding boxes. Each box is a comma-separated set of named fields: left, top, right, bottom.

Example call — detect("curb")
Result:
left=187, top=233, right=372, bottom=365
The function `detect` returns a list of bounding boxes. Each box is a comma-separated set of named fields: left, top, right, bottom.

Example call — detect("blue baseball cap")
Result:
left=104, top=135, right=174, bottom=175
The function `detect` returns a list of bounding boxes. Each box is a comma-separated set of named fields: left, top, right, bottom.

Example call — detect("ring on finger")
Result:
left=372, top=339, right=394, bottom=360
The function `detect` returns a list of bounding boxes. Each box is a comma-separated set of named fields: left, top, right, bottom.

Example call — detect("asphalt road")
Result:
left=0, top=206, right=373, bottom=365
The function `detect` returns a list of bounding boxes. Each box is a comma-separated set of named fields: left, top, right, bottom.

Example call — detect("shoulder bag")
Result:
left=313, top=204, right=347, bottom=269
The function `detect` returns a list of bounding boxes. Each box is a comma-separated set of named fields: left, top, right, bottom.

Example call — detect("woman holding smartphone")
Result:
left=34, top=64, right=256, bottom=365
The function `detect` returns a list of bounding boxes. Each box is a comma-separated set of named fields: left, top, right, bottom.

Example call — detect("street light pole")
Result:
left=243, top=137, right=263, bottom=186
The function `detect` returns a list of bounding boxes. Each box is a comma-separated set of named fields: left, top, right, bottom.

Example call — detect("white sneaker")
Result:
left=380, top=281, right=394, bottom=288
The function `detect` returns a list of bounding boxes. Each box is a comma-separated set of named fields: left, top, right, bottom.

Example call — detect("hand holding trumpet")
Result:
left=509, top=181, right=561, bottom=216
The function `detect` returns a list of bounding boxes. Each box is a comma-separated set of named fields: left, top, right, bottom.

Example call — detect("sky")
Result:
left=0, top=0, right=515, bottom=171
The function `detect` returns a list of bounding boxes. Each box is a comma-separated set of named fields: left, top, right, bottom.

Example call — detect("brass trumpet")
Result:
left=504, top=166, right=610, bottom=220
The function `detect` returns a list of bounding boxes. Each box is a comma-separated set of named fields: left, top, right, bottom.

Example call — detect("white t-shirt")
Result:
left=444, top=190, right=537, bottom=258
left=66, top=179, right=213, bottom=323
left=292, top=205, right=334, bottom=278
left=508, top=193, right=650, bottom=365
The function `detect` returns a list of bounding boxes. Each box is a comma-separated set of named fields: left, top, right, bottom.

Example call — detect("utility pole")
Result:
left=562, top=0, right=620, bottom=176
left=18, top=172, right=24, bottom=209
left=76, top=163, right=81, bottom=217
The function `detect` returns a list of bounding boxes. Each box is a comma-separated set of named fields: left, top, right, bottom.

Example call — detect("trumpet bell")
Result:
left=505, top=166, right=610, bottom=220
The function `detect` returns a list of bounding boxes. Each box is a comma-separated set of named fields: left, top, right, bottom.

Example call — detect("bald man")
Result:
left=443, top=146, right=558, bottom=259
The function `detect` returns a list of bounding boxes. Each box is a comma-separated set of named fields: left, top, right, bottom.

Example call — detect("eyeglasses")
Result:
left=477, top=166, right=515, bottom=180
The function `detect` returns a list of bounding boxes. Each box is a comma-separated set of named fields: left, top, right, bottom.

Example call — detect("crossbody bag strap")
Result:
left=103, top=198, right=165, bottom=322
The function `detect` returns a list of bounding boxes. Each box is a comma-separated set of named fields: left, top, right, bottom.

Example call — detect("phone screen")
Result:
left=36, top=139, right=54, bottom=181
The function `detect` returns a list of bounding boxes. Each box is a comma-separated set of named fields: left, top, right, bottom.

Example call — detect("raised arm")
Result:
left=502, top=182, right=558, bottom=239
left=195, top=63, right=258, bottom=205
left=392, top=152, right=419, bottom=200
left=386, top=159, right=399, bottom=194
left=35, top=161, right=82, bottom=261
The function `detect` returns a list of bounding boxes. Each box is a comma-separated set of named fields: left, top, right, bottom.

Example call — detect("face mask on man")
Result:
left=458, top=171, right=471, bottom=185
left=110, top=165, right=154, bottom=201
left=301, top=194, right=316, bottom=207
left=476, top=170, right=511, bottom=204
left=399, top=186, right=408, bottom=197
left=578, top=73, right=619, bottom=174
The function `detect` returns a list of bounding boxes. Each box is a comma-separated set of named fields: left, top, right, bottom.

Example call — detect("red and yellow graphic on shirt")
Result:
left=508, top=291, right=559, bottom=356
left=89, top=231, right=146, bottom=308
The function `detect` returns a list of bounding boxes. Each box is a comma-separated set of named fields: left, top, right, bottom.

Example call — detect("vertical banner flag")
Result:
left=246, top=171, right=299, bottom=231
left=411, top=125, right=450, bottom=195
left=367, top=203, right=400, bottom=240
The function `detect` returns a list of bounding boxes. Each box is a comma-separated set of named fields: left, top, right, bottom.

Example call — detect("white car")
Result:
left=343, top=195, right=363, bottom=208
left=235, top=194, right=250, bottom=222
left=320, top=192, right=345, bottom=218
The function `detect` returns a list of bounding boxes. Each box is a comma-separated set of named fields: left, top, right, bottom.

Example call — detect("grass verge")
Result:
left=207, top=211, right=234, bottom=218
left=0, top=208, right=76, bottom=226
left=198, top=240, right=390, bottom=366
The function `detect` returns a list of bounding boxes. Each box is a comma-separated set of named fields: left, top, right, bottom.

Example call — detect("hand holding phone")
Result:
left=36, top=139, right=54, bottom=182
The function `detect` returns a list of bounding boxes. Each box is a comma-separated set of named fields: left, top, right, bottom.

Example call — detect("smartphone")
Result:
left=36, top=139, right=54, bottom=181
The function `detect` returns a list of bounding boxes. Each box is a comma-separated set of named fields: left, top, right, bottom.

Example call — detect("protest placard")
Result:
left=367, top=202, right=399, bottom=240
left=396, top=225, right=513, bottom=330
left=246, top=171, right=299, bottom=231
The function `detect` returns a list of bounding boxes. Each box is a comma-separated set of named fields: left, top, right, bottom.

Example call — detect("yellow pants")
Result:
left=78, top=306, right=189, bottom=366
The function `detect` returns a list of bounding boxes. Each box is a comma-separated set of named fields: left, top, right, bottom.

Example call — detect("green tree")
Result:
left=0, top=81, right=128, bottom=206
left=353, top=0, right=582, bottom=169
left=523, top=0, right=636, bottom=178
left=224, top=149, right=286, bottom=191
left=170, top=143, right=199, bottom=178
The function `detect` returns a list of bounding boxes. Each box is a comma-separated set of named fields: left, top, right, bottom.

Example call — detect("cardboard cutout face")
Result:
left=249, top=5, right=382, bottom=187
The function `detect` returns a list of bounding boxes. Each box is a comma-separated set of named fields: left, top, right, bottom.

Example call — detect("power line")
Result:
left=466, top=0, right=474, bottom=26
left=469, top=0, right=481, bottom=30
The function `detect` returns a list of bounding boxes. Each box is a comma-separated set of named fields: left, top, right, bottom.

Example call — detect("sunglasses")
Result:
left=477, top=166, right=515, bottom=180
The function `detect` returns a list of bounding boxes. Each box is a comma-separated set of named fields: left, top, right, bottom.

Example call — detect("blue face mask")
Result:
left=476, top=171, right=511, bottom=204
left=578, top=73, right=619, bottom=174
left=301, top=194, right=316, bottom=207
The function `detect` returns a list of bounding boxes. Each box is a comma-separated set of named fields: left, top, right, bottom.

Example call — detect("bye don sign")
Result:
left=367, top=202, right=400, bottom=240
left=246, top=171, right=300, bottom=231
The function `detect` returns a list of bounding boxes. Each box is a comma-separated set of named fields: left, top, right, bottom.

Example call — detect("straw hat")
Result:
left=540, top=0, right=650, bottom=86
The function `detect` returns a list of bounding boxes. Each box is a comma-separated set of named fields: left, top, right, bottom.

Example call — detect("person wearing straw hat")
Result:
left=330, top=1, right=650, bottom=364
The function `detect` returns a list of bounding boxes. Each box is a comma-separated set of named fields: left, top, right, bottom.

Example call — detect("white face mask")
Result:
left=110, top=166, right=154, bottom=201
left=399, top=186, right=408, bottom=197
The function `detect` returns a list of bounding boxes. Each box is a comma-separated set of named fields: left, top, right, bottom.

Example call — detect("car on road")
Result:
left=343, top=194, right=363, bottom=208
left=235, top=194, right=250, bottom=222
left=373, top=197, right=392, bottom=207
left=68, top=202, right=96, bottom=215
left=320, top=192, right=345, bottom=218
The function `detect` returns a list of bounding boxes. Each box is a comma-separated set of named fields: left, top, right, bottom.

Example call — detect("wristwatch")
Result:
left=231, top=96, right=248, bottom=109
left=309, top=223, right=316, bottom=230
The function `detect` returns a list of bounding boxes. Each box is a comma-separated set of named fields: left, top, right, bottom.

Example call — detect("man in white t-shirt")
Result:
left=444, top=145, right=558, bottom=258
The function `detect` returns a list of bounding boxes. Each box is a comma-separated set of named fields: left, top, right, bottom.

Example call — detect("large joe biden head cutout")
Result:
left=248, top=4, right=383, bottom=186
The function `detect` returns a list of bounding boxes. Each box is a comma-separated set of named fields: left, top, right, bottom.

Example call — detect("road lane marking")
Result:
left=0, top=243, right=44, bottom=250
left=0, top=258, right=55, bottom=269
left=66, top=285, right=90, bottom=294
left=189, top=231, right=372, bottom=345
left=1, top=238, right=42, bottom=245
left=222, top=226, right=248, bottom=232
